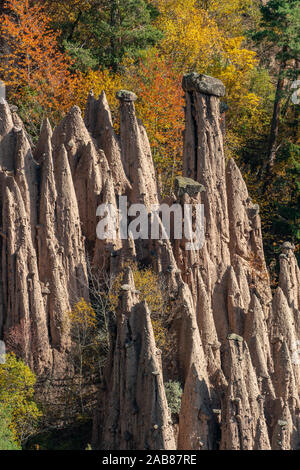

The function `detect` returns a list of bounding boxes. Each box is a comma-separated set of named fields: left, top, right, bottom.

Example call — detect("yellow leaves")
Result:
left=221, top=36, right=257, bottom=70
left=109, top=264, right=164, bottom=316
left=0, top=353, right=41, bottom=444
left=0, top=353, right=36, bottom=398
left=108, top=264, right=169, bottom=348
left=153, top=0, right=257, bottom=74
left=208, top=36, right=261, bottom=159
left=153, top=0, right=258, bottom=81
left=74, top=68, right=123, bottom=117
left=68, top=298, right=96, bottom=330
left=133, top=268, right=164, bottom=315
left=151, top=0, right=263, bottom=162
left=208, top=0, right=260, bottom=35
left=151, top=319, right=169, bottom=350
left=154, top=0, right=221, bottom=72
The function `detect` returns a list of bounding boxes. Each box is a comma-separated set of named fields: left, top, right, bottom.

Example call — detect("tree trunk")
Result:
left=67, top=10, right=83, bottom=41
left=110, top=0, right=119, bottom=72
left=262, top=46, right=288, bottom=191
left=293, top=59, right=300, bottom=139
left=266, top=62, right=286, bottom=171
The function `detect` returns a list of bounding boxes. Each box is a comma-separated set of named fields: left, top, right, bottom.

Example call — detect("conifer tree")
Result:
left=47, top=0, right=163, bottom=72
left=252, top=0, right=300, bottom=175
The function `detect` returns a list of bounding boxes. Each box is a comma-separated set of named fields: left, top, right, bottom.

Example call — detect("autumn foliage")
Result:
left=0, top=353, right=41, bottom=445
left=0, top=0, right=77, bottom=132
left=0, top=0, right=298, bottom=257
left=127, top=54, right=184, bottom=191
left=73, top=68, right=122, bottom=120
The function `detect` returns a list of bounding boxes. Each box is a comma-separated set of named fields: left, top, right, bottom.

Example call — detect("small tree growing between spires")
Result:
left=67, top=298, right=100, bottom=416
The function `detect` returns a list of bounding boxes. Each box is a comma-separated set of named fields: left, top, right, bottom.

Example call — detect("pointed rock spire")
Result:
left=279, top=242, right=300, bottom=314
left=34, top=118, right=52, bottom=164
left=84, top=91, right=131, bottom=195
left=220, top=336, right=271, bottom=450
left=1, top=175, right=52, bottom=374
left=117, top=90, right=159, bottom=209
left=96, top=267, right=175, bottom=450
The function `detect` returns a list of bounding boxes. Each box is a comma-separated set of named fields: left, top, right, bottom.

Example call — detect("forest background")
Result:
left=0, top=0, right=299, bottom=450
left=0, top=0, right=299, bottom=275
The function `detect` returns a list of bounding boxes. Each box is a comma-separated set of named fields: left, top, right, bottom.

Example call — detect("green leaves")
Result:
left=55, top=0, right=163, bottom=71
left=164, top=381, right=183, bottom=417
left=253, top=0, right=300, bottom=60
left=0, top=353, right=41, bottom=445
left=62, top=40, right=99, bottom=72
left=0, top=405, right=21, bottom=450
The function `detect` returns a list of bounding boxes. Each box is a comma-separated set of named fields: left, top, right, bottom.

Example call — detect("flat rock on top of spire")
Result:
left=116, top=90, right=138, bottom=102
left=182, top=73, right=226, bottom=97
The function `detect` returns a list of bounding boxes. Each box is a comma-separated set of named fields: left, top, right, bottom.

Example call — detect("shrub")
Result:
left=164, top=380, right=183, bottom=416
left=0, top=405, right=21, bottom=450
left=0, top=353, right=41, bottom=445
left=109, top=264, right=171, bottom=350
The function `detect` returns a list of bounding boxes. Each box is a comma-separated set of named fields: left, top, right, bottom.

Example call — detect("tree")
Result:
left=73, top=68, right=123, bottom=120
left=152, top=0, right=221, bottom=72
left=152, top=0, right=262, bottom=161
left=0, top=0, right=77, bottom=136
left=274, top=146, right=300, bottom=237
left=42, top=0, right=100, bottom=72
left=109, top=263, right=171, bottom=351
left=0, top=353, right=41, bottom=445
left=164, top=380, right=183, bottom=418
left=125, top=53, right=184, bottom=193
left=44, top=0, right=163, bottom=72
left=252, top=0, right=300, bottom=177
left=68, top=299, right=99, bottom=416
left=0, top=405, right=21, bottom=450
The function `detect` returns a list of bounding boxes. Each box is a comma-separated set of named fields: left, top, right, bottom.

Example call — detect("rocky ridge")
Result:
left=0, top=73, right=299, bottom=449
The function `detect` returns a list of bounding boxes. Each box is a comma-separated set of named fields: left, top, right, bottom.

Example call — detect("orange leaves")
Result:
left=0, top=0, right=77, bottom=127
left=0, top=0, right=183, bottom=194
left=152, top=0, right=262, bottom=162
left=127, top=53, right=184, bottom=193
left=43, top=0, right=94, bottom=24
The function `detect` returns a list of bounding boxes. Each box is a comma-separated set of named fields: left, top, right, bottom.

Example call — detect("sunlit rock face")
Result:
left=0, top=72, right=299, bottom=449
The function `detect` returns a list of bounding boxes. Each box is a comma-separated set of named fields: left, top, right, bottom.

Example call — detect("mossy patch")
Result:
left=174, top=176, right=205, bottom=198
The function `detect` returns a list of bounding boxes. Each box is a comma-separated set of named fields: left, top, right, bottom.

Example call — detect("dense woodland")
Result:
left=0, top=0, right=299, bottom=450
